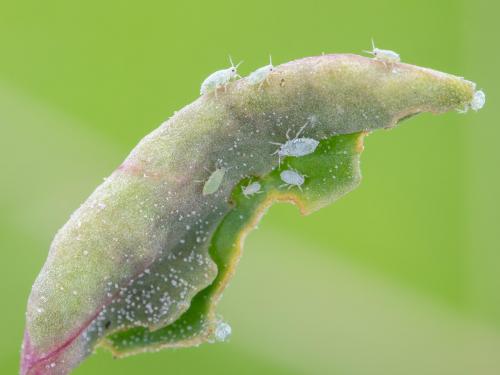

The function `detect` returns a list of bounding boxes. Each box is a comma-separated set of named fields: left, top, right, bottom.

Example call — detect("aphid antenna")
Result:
left=362, top=38, right=376, bottom=55
left=229, top=55, right=244, bottom=69
left=295, top=123, right=308, bottom=138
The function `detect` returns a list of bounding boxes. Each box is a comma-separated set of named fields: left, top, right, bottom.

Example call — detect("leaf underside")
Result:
left=21, top=54, right=480, bottom=375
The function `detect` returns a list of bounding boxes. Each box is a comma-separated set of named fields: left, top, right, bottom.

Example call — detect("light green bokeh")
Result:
left=0, top=0, right=498, bottom=374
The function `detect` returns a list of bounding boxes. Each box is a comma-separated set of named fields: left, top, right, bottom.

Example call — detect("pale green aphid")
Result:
left=200, top=56, right=243, bottom=96
left=364, top=39, right=400, bottom=64
left=247, top=55, right=274, bottom=88
left=202, top=168, right=226, bottom=195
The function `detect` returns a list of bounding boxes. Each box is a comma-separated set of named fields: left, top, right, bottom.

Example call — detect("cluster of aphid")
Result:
left=199, top=41, right=406, bottom=198
left=199, top=41, right=402, bottom=98
left=202, top=122, right=320, bottom=197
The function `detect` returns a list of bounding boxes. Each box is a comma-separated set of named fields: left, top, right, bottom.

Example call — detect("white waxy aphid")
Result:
left=214, top=321, right=232, bottom=342
left=247, top=55, right=274, bottom=88
left=200, top=56, right=243, bottom=96
left=280, top=168, right=306, bottom=191
left=202, top=168, right=226, bottom=196
left=271, top=123, right=319, bottom=166
left=241, top=181, right=262, bottom=198
left=364, top=39, right=400, bottom=64
left=470, top=90, right=486, bottom=111
left=457, top=89, right=486, bottom=113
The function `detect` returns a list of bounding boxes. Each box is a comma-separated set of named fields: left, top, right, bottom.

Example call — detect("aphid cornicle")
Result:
left=247, top=55, right=274, bottom=89
left=364, top=39, right=400, bottom=64
left=202, top=168, right=226, bottom=196
left=200, top=56, right=243, bottom=96
left=241, top=181, right=262, bottom=198
left=271, top=123, right=320, bottom=167
left=280, top=168, right=306, bottom=191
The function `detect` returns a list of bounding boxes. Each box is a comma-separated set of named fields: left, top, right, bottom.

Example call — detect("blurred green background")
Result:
left=0, top=0, right=498, bottom=374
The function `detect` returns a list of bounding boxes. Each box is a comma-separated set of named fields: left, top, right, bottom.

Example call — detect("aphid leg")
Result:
left=297, top=185, right=303, bottom=192
left=285, top=128, right=291, bottom=140
left=260, top=75, right=272, bottom=90
left=295, top=123, right=308, bottom=138
left=279, top=183, right=288, bottom=189
left=270, top=145, right=281, bottom=156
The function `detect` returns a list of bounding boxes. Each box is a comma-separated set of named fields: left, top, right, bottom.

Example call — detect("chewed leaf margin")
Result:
left=101, top=131, right=366, bottom=356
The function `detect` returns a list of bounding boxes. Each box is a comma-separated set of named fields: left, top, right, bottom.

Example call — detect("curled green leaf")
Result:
left=21, top=54, right=482, bottom=375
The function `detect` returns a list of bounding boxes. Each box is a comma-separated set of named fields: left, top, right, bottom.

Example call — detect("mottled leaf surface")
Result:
left=21, top=54, right=480, bottom=374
